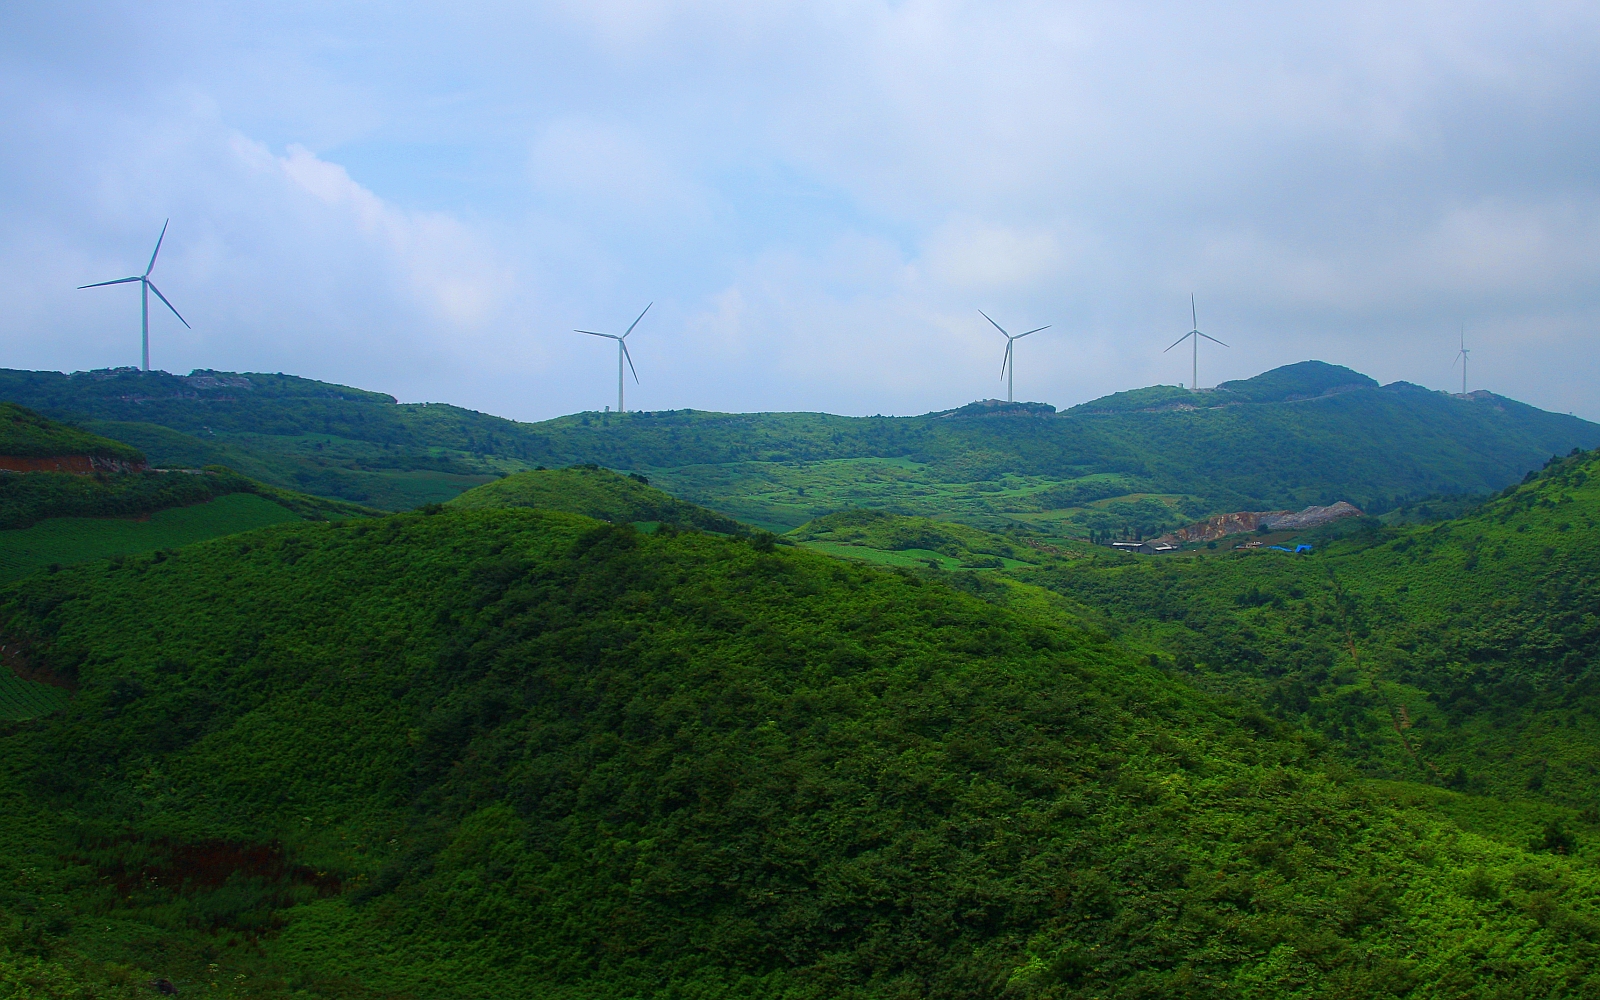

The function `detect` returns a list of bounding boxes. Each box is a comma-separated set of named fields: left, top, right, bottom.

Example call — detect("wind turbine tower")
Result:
left=1453, top=325, right=1470, bottom=395
left=1164, top=295, right=1227, bottom=389
left=78, top=220, right=190, bottom=371
left=980, top=310, right=1049, bottom=403
left=576, top=303, right=650, bottom=413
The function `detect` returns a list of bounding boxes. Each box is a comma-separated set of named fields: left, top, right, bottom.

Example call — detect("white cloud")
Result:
left=265, top=141, right=507, bottom=328
left=4, top=1, right=1600, bottom=421
left=921, top=218, right=1073, bottom=291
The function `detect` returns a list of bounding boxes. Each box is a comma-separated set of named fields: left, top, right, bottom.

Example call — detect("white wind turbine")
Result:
left=1164, top=294, right=1227, bottom=389
left=576, top=303, right=650, bottom=413
left=980, top=310, right=1049, bottom=403
left=1453, top=324, right=1470, bottom=395
left=78, top=220, right=190, bottom=371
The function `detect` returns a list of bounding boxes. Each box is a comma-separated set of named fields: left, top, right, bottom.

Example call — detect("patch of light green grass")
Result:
left=796, top=540, right=964, bottom=569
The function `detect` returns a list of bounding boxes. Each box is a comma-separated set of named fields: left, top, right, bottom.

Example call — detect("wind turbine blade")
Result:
left=1016, top=325, right=1050, bottom=339
left=1196, top=332, right=1228, bottom=347
left=621, top=341, right=639, bottom=383
left=575, top=330, right=619, bottom=339
left=1191, top=293, right=1197, bottom=331
left=145, top=219, right=169, bottom=276
left=78, top=276, right=142, bottom=289
left=978, top=309, right=1009, bottom=337
left=1163, top=331, right=1192, bottom=353
left=622, top=302, right=652, bottom=339
left=146, top=282, right=190, bottom=328
left=1000, top=339, right=1013, bottom=377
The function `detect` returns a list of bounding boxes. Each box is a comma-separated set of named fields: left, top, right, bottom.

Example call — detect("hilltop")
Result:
left=448, top=465, right=745, bottom=533
left=4, top=502, right=1600, bottom=996
left=2, top=361, right=1594, bottom=537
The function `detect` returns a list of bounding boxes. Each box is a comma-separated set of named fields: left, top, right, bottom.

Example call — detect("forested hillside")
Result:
left=4, top=504, right=1600, bottom=997
left=1002, top=446, right=1600, bottom=811
left=3, top=362, right=1594, bottom=531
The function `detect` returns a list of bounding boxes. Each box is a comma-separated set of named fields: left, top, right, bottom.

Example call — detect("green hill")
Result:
left=1002, top=445, right=1600, bottom=808
left=448, top=465, right=745, bottom=533
left=7, top=506, right=1600, bottom=996
left=3, top=362, right=1593, bottom=530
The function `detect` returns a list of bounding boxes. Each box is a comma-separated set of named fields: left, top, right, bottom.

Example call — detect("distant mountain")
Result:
left=2, top=362, right=1594, bottom=534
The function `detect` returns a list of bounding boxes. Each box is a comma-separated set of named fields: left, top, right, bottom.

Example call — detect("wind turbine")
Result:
left=78, top=220, right=190, bottom=372
left=980, top=310, right=1049, bottom=403
left=576, top=303, right=649, bottom=413
left=1453, top=324, right=1470, bottom=395
left=1164, top=294, right=1227, bottom=389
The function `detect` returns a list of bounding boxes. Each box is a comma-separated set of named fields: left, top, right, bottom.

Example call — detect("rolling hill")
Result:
left=4, top=503, right=1600, bottom=997
left=3, top=362, right=1594, bottom=533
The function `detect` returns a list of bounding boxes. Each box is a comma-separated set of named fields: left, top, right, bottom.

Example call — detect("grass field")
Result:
left=0, top=492, right=304, bottom=582
left=0, top=670, right=69, bottom=719
left=646, top=457, right=1174, bottom=535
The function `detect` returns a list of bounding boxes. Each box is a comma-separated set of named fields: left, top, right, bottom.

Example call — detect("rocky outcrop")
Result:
left=1264, top=501, right=1364, bottom=532
left=1158, top=501, right=1363, bottom=545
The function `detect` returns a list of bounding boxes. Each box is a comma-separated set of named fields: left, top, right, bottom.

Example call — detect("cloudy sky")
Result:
left=3, top=2, right=1598, bottom=421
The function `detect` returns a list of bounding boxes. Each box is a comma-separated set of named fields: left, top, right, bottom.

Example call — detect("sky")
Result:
left=3, top=2, right=1599, bottom=422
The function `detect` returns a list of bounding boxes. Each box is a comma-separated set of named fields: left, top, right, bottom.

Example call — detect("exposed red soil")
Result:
left=0, top=454, right=147, bottom=474
left=0, top=638, right=76, bottom=691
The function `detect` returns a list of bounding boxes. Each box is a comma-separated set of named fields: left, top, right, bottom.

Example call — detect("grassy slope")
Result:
left=788, top=509, right=1071, bottom=569
left=0, top=402, right=144, bottom=463
left=4, top=361, right=1595, bottom=525
left=448, top=466, right=745, bottom=533
left=2, top=510, right=1598, bottom=996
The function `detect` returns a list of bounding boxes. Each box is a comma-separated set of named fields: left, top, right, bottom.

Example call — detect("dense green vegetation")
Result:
left=448, top=465, right=746, bottom=534
left=4, top=361, right=1594, bottom=527
left=3, top=505, right=1600, bottom=996
left=4, top=365, right=1600, bottom=996
left=0, top=402, right=143, bottom=464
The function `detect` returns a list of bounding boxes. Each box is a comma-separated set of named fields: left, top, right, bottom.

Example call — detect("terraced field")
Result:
left=0, top=492, right=304, bottom=582
left=0, top=671, right=69, bottom=720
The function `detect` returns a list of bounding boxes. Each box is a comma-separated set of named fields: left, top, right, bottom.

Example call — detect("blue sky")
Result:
left=3, top=2, right=1599, bottom=421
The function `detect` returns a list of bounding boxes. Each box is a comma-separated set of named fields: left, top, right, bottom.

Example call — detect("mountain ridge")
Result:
left=2, top=362, right=1594, bottom=534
